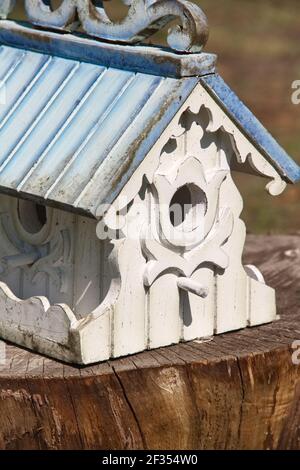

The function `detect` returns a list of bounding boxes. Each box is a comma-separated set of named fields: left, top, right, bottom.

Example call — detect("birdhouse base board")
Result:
left=0, top=274, right=277, bottom=365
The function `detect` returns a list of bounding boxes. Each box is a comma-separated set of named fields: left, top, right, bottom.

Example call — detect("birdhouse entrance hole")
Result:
left=169, top=184, right=207, bottom=233
left=17, top=199, right=47, bottom=235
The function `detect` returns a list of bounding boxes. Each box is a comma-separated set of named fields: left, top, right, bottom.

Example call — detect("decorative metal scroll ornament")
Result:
left=0, top=0, right=209, bottom=52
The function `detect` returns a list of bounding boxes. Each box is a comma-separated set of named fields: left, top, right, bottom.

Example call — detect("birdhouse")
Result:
left=0, top=0, right=299, bottom=365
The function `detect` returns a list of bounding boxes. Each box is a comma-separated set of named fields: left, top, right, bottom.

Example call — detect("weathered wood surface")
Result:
left=0, top=234, right=300, bottom=450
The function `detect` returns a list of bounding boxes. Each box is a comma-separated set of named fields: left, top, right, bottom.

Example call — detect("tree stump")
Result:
left=0, top=235, right=300, bottom=450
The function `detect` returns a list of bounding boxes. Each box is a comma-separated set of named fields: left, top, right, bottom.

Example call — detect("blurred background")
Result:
left=9, top=0, right=300, bottom=233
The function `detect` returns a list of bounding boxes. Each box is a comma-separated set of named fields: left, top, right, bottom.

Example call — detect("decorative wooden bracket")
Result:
left=178, top=97, right=288, bottom=197
left=141, top=156, right=234, bottom=287
left=0, top=0, right=209, bottom=52
left=142, top=207, right=234, bottom=287
left=0, top=206, right=72, bottom=295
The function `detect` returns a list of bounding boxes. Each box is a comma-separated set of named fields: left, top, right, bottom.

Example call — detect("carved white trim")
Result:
left=0, top=200, right=72, bottom=294
left=153, top=157, right=228, bottom=249
left=139, top=155, right=234, bottom=289
left=186, top=85, right=288, bottom=196
left=0, top=280, right=77, bottom=344
left=142, top=207, right=234, bottom=287
left=244, top=264, right=265, bottom=284
left=30, top=229, right=73, bottom=295
left=0, top=278, right=112, bottom=364
left=0, top=0, right=209, bottom=52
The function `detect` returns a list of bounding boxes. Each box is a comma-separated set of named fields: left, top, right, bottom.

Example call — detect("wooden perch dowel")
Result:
left=177, top=277, right=209, bottom=297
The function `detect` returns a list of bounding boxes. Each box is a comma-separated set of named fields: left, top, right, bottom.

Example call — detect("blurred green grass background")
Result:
left=10, top=0, right=300, bottom=233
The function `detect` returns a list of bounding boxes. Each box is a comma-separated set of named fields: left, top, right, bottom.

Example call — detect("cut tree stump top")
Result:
left=0, top=235, right=300, bottom=450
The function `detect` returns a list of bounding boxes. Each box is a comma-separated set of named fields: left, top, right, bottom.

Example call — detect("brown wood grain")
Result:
left=0, top=235, right=300, bottom=450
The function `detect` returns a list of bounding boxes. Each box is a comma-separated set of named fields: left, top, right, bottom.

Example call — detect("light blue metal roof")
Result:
left=0, top=43, right=198, bottom=217
left=0, top=29, right=298, bottom=219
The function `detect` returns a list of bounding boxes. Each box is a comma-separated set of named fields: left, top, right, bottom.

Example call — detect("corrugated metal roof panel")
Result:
left=0, top=43, right=297, bottom=218
left=0, top=44, right=198, bottom=216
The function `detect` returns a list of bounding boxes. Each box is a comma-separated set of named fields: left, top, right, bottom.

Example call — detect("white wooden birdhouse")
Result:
left=0, top=0, right=298, bottom=364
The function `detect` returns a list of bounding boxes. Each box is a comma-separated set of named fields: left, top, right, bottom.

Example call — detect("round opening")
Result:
left=169, top=184, right=207, bottom=233
left=17, top=200, right=47, bottom=235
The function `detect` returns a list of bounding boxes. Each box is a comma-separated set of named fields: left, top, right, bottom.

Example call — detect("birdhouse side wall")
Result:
left=0, top=194, right=109, bottom=318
